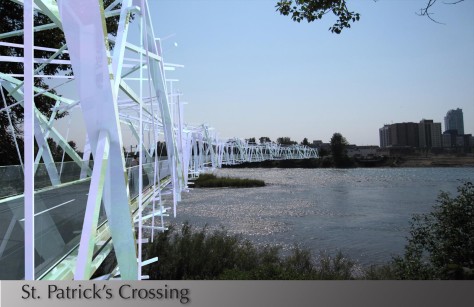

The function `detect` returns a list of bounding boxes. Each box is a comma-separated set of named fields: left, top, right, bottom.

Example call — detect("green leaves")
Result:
left=275, top=0, right=361, bottom=34
left=393, top=181, right=474, bottom=279
left=330, top=132, right=352, bottom=167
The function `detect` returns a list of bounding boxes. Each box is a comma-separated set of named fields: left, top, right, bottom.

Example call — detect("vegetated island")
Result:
left=192, top=173, right=265, bottom=188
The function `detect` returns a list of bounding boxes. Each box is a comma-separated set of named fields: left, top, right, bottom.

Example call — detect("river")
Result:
left=170, top=167, right=474, bottom=266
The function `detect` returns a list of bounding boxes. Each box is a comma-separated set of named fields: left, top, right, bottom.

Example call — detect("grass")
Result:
left=192, top=173, right=265, bottom=188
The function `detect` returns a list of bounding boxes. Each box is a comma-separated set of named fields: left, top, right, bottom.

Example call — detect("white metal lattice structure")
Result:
left=0, top=0, right=318, bottom=280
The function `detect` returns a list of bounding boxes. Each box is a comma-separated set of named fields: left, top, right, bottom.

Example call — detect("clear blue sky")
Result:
left=55, top=0, right=474, bottom=147
left=149, top=0, right=474, bottom=145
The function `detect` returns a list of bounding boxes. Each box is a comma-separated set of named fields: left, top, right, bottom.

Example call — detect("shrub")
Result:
left=145, top=223, right=357, bottom=280
left=193, top=173, right=265, bottom=188
left=392, top=181, right=474, bottom=279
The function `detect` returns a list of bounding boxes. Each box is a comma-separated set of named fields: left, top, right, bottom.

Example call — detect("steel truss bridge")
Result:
left=0, top=0, right=318, bottom=280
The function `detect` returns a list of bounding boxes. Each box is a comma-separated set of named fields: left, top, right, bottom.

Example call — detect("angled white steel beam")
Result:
left=141, top=2, right=182, bottom=215
left=2, top=81, right=88, bottom=173
left=108, top=36, right=162, bottom=62
left=33, top=111, right=61, bottom=185
left=75, top=130, right=110, bottom=280
left=58, top=0, right=138, bottom=280
left=34, top=100, right=60, bottom=166
left=0, top=9, right=120, bottom=40
left=111, top=0, right=134, bottom=98
left=0, top=23, right=56, bottom=40
left=9, top=44, right=68, bottom=96
left=34, top=0, right=62, bottom=29
left=0, top=73, right=74, bottom=105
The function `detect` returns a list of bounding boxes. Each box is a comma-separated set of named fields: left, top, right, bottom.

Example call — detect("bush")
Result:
left=193, top=173, right=265, bottom=188
left=145, top=223, right=357, bottom=280
left=392, top=181, right=474, bottom=279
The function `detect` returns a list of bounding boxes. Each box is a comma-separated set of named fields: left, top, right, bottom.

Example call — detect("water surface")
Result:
left=171, top=167, right=473, bottom=266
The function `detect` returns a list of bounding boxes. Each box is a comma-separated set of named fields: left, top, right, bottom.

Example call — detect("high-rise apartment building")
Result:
left=419, top=119, right=442, bottom=148
left=391, top=123, right=419, bottom=147
left=379, top=123, right=419, bottom=148
left=444, top=108, right=464, bottom=135
left=379, top=125, right=391, bottom=147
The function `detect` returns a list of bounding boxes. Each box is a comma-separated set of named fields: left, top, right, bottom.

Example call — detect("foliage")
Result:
left=46, top=138, right=79, bottom=162
left=318, top=147, right=329, bottom=158
left=277, top=137, right=297, bottom=145
left=330, top=132, right=352, bottom=167
left=301, top=137, right=309, bottom=146
left=275, top=0, right=360, bottom=34
left=362, top=263, right=398, bottom=280
left=275, top=0, right=466, bottom=33
left=246, top=137, right=257, bottom=144
left=145, top=223, right=357, bottom=280
left=0, top=0, right=121, bottom=165
left=222, top=158, right=323, bottom=169
left=156, top=141, right=168, bottom=157
left=193, top=173, right=265, bottom=188
left=259, top=136, right=272, bottom=144
left=392, top=182, right=474, bottom=280
left=115, top=183, right=474, bottom=281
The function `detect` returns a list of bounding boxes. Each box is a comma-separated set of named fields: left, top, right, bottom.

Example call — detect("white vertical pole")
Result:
left=169, top=81, right=178, bottom=216
left=24, top=0, right=35, bottom=280
left=137, top=4, right=144, bottom=280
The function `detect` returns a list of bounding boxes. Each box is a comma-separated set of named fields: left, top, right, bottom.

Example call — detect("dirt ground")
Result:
left=396, top=155, right=474, bottom=167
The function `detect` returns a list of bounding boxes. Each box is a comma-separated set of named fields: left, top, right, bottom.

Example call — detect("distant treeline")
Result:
left=223, top=157, right=392, bottom=169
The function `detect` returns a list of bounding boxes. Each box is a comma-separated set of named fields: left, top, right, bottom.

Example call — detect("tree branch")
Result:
left=276, top=0, right=466, bottom=32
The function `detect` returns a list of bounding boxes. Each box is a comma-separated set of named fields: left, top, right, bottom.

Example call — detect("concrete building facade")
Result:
left=379, top=123, right=419, bottom=148
left=419, top=119, right=442, bottom=148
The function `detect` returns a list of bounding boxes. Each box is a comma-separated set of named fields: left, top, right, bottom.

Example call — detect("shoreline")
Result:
left=223, top=155, right=474, bottom=169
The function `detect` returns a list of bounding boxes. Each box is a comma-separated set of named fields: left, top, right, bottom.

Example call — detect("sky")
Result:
left=56, top=0, right=474, bottom=148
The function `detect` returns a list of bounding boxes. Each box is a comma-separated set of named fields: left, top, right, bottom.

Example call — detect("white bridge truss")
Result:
left=0, top=0, right=318, bottom=280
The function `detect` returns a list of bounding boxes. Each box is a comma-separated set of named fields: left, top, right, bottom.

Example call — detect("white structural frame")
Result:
left=0, top=0, right=318, bottom=280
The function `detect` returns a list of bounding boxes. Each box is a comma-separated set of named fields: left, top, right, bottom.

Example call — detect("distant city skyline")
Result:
left=55, top=0, right=474, bottom=149
left=444, top=108, right=464, bottom=135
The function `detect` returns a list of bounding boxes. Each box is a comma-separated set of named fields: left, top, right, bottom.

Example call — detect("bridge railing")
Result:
left=0, top=161, right=169, bottom=280
left=0, top=144, right=317, bottom=280
left=0, top=161, right=95, bottom=200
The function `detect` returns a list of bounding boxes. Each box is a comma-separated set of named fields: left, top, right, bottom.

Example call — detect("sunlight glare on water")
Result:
left=170, top=167, right=473, bottom=266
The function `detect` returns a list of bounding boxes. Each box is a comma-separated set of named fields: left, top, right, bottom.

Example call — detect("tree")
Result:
left=46, top=138, right=79, bottom=162
left=259, top=136, right=272, bottom=144
left=393, top=182, right=474, bottom=280
left=246, top=137, right=257, bottom=144
left=0, top=0, right=121, bottom=165
left=275, top=0, right=466, bottom=34
left=277, top=137, right=297, bottom=145
left=157, top=141, right=168, bottom=157
left=330, top=132, right=349, bottom=167
left=318, top=147, right=329, bottom=158
left=301, top=137, right=309, bottom=146
left=276, top=0, right=360, bottom=34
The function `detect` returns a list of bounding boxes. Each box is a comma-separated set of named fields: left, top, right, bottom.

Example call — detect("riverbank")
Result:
left=392, top=155, right=474, bottom=167
left=222, top=155, right=474, bottom=169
